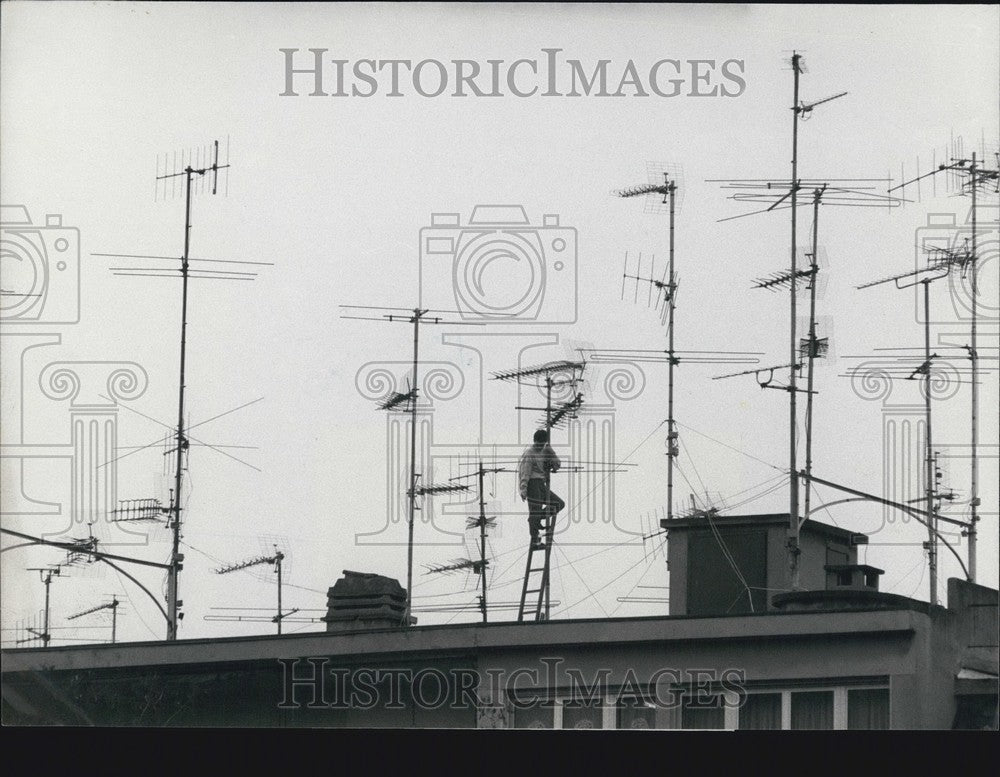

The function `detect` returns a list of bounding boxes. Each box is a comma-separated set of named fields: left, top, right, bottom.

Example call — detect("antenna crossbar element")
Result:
left=543, top=393, right=584, bottom=429
left=800, top=336, right=829, bottom=360
left=491, top=360, right=586, bottom=383
left=377, top=389, right=417, bottom=412
left=423, top=558, right=481, bottom=576
left=214, top=555, right=278, bottom=575
left=156, top=139, right=231, bottom=196
left=411, top=483, right=470, bottom=496
left=856, top=253, right=965, bottom=290
left=797, top=91, right=848, bottom=115
left=753, top=267, right=815, bottom=291
left=615, top=182, right=673, bottom=200
left=67, top=595, right=120, bottom=642
left=713, top=361, right=801, bottom=381
left=111, top=498, right=168, bottom=523
left=214, top=548, right=288, bottom=633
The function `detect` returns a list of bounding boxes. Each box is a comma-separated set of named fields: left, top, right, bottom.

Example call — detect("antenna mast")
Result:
left=889, top=149, right=999, bottom=581
left=156, top=141, right=229, bottom=640
left=215, top=547, right=291, bottom=634
left=615, top=173, right=679, bottom=520
left=24, top=566, right=62, bottom=647
left=857, top=247, right=969, bottom=603
left=67, top=596, right=120, bottom=644
left=787, top=52, right=804, bottom=588
left=340, top=303, right=486, bottom=623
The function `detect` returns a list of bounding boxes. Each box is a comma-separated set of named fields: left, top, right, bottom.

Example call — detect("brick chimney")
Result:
left=323, top=570, right=415, bottom=632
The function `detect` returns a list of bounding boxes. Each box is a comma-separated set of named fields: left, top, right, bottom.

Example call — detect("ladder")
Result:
left=517, top=506, right=557, bottom=622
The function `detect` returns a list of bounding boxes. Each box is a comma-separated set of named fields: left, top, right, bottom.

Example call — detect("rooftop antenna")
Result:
left=612, top=167, right=763, bottom=523
left=616, top=172, right=680, bottom=524
left=855, top=246, right=972, bottom=605
left=708, top=53, right=903, bottom=590
left=23, top=566, right=62, bottom=647
left=493, top=359, right=586, bottom=622
left=95, top=137, right=264, bottom=641
left=67, top=596, right=121, bottom=644
left=888, top=146, right=999, bottom=583
left=215, top=547, right=292, bottom=634
left=110, top=498, right=170, bottom=525
left=447, top=460, right=509, bottom=622
left=340, top=303, right=487, bottom=624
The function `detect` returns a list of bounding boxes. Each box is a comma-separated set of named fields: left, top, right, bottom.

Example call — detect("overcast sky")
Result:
left=1, top=3, right=998, bottom=644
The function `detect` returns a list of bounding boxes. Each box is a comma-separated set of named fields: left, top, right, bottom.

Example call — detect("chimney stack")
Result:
left=323, top=570, right=415, bottom=632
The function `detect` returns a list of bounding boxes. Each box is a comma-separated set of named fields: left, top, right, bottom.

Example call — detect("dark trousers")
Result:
left=526, top=479, right=565, bottom=538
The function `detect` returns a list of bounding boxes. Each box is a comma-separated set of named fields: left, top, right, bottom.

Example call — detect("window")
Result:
left=848, top=688, right=889, bottom=730
left=616, top=699, right=657, bottom=730
left=791, top=690, right=834, bottom=730
left=511, top=697, right=555, bottom=729
left=563, top=698, right=602, bottom=729
left=687, top=527, right=768, bottom=615
left=681, top=693, right=726, bottom=730
left=739, top=693, right=782, bottom=730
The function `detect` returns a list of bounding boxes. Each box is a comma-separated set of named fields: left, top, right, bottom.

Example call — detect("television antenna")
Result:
left=887, top=147, right=999, bottom=583
left=492, top=360, right=586, bottom=622
left=340, top=303, right=487, bottom=624
left=95, top=138, right=266, bottom=640
left=610, top=169, right=763, bottom=522
left=67, top=596, right=121, bottom=644
left=707, top=53, right=902, bottom=589
left=214, top=547, right=293, bottom=634
left=20, top=566, right=62, bottom=647
left=445, top=461, right=509, bottom=622
left=854, top=244, right=977, bottom=604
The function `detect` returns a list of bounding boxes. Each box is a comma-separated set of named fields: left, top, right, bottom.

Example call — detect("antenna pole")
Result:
left=478, top=463, right=488, bottom=623
left=166, top=166, right=194, bottom=641
left=111, top=595, right=118, bottom=644
left=276, top=549, right=284, bottom=635
left=922, top=280, right=938, bottom=605
left=405, top=309, right=423, bottom=625
left=42, top=569, right=55, bottom=647
left=788, top=52, right=803, bottom=589
left=544, top=377, right=553, bottom=620
left=666, top=179, right=679, bottom=523
left=968, top=151, right=979, bottom=582
left=802, top=187, right=821, bottom=532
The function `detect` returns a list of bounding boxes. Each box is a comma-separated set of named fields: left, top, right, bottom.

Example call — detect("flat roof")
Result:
left=660, top=512, right=863, bottom=542
left=1, top=607, right=927, bottom=675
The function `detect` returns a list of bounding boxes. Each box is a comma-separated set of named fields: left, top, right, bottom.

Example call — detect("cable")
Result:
left=556, top=535, right=667, bottom=618
left=704, top=510, right=754, bottom=613
left=676, top=421, right=786, bottom=473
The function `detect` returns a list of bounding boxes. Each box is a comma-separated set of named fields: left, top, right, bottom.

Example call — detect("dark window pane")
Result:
left=687, top=528, right=767, bottom=615
left=791, top=691, right=833, bottom=730
left=848, top=688, right=889, bottom=730
left=512, top=698, right=555, bottom=729
left=739, top=693, right=782, bottom=730
left=617, top=699, right=657, bottom=730
left=952, top=695, right=999, bottom=730
left=563, top=698, right=602, bottom=729
left=682, top=694, right=726, bottom=730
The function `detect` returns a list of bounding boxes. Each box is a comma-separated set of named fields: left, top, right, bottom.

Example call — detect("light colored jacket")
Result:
left=518, top=444, right=561, bottom=500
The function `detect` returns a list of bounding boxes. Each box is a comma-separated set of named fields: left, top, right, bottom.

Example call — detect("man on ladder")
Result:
left=518, top=429, right=565, bottom=550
